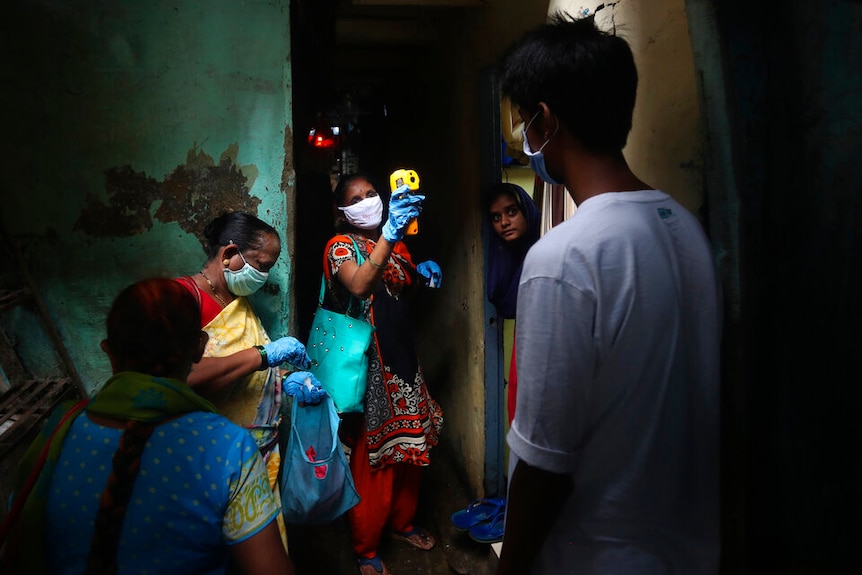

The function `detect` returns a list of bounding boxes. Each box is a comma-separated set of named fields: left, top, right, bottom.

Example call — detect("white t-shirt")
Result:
left=508, top=190, right=721, bottom=574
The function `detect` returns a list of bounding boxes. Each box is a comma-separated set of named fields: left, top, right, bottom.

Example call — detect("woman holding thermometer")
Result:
left=321, top=172, right=444, bottom=575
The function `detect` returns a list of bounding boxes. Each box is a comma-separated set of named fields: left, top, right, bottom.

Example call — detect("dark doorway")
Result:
left=291, top=0, right=443, bottom=341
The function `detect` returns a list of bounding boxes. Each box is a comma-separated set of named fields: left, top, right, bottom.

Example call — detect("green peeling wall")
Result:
left=1, top=1, right=294, bottom=395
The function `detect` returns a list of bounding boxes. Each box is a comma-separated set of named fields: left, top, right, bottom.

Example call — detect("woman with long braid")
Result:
left=4, top=278, right=294, bottom=575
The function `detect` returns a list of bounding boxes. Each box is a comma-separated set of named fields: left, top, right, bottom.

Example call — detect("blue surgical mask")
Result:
left=224, top=250, right=269, bottom=296
left=522, top=110, right=562, bottom=185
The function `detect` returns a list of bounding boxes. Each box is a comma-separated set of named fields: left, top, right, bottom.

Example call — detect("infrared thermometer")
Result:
left=389, top=168, right=420, bottom=236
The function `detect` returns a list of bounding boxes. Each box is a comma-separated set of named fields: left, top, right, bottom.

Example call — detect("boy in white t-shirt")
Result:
left=496, top=12, right=722, bottom=575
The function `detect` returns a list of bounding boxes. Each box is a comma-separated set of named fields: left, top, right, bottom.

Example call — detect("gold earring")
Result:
left=223, top=259, right=231, bottom=266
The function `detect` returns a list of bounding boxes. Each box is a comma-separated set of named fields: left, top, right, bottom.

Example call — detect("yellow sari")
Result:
left=201, top=296, right=288, bottom=546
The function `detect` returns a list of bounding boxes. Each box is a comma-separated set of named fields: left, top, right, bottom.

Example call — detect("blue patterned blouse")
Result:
left=45, top=411, right=279, bottom=574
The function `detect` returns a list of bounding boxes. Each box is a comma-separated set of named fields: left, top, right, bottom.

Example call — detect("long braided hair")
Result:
left=85, top=420, right=156, bottom=575
left=85, top=279, right=201, bottom=574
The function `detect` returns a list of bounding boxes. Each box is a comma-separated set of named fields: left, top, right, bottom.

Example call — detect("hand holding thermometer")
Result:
left=389, top=169, right=421, bottom=236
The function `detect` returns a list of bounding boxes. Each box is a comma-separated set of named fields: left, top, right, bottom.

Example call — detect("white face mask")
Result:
left=339, top=195, right=383, bottom=229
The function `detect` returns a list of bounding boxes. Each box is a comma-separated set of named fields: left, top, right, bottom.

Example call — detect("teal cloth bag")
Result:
left=307, top=237, right=375, bottom=413
left=280, top=395, right=360, bottom=524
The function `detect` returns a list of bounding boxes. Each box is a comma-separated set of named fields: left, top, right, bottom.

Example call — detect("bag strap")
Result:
left=349, top=235, right=366, bottom=266
left=318, top=235, right=369, bottom=311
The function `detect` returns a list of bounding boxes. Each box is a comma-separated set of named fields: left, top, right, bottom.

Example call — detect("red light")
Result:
left=308, top=127, right=339, bottom=150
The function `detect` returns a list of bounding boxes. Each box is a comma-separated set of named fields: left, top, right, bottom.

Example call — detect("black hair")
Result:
left=87, top=418, right=156, bottom=575
left=92, top=278, right=202, bottom=573
left=105, top=278, right=202, bottom=376
left=498, top=12, right=638, bottom=155
left=202, top=211, right=279, bottom=259
left=485, top=182, right=528, bottom=213
left=332, top=173, right=380, bottom=207
left=332, top=173, right=384, bottom=233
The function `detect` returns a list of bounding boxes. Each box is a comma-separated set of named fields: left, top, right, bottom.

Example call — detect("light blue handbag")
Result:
left=306, top=237, right=376, bottom=413
left=280, top=395, right=360, bottom=524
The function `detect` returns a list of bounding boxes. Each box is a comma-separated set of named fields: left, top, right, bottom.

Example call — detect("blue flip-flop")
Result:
left=356, top=555, right=389, bottom=575
left=468, top=508, right=506, bottom=543
left=450, top=497, right=506, bottom=531
left=391, top=526, right=436, bottom=550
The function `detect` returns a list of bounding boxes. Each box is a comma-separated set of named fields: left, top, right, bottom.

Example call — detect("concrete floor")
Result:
left=287, top=443, right=499, bottom=575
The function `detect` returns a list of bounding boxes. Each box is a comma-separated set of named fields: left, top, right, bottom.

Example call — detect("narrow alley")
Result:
left=1, top=1, right=861, bottom=574
left=287, top=443, right=498, bottom=575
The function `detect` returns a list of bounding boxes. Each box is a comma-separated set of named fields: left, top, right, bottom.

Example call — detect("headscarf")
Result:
left=3, top=278, right=217, bottom=575
left=486, top=183, right=540, bottom=319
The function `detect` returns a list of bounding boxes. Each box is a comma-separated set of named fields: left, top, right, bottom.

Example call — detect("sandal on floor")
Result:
left=357, top=554, right=391, bottom=575
left=450, top=497, right=506, bottom=531
left=468, top=509, right=506, bottom=544
left=391, top=525, right=436, bottom=550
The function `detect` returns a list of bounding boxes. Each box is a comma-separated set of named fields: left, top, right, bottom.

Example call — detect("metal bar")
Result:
left=0, top=327, right=29, bottom=386
left=0, top=378, right=57, bottom=428
left=479, top=67, right=506, bottom=499
left=0, top=226, right=87, bottom=398
left=0, top=289, right=32, bottom=314
left=0, top=378, right=75, bottom=460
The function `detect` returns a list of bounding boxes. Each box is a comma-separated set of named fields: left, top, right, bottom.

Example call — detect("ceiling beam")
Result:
left=335, top=17, right=437, bottom=45
left=351, top=1, right=482, bottom=6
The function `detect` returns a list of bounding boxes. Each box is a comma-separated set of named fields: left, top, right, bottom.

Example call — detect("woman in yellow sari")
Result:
left=175, top=211, right=326, bottom=547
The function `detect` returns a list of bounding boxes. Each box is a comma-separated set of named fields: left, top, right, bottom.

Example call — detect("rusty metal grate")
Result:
left=0, top=378, right=78, bottom=461
left=0, top=288, right=31, bottom=314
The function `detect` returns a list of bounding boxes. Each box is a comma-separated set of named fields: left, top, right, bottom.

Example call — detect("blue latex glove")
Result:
left=284, top=371, right=327, bottom=405
left=381, top=184, right=425, bottom=242
left=416, top=260, right=442, bottom=288
left=263, top=336, right=311, bottom=369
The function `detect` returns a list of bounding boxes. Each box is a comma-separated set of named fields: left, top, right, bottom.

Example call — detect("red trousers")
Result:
left=508, top=335, right=518, bottom=426
left=347, top=423, right=421, bottom=558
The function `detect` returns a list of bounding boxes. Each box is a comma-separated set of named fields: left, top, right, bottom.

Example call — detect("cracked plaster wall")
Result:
left=549, top=0, right=704, bottom=216
left=0, top=1, right=293, bottom=394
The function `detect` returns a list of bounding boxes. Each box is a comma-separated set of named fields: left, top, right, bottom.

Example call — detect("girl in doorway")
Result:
left=486, top=182, right=540, bottom=424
